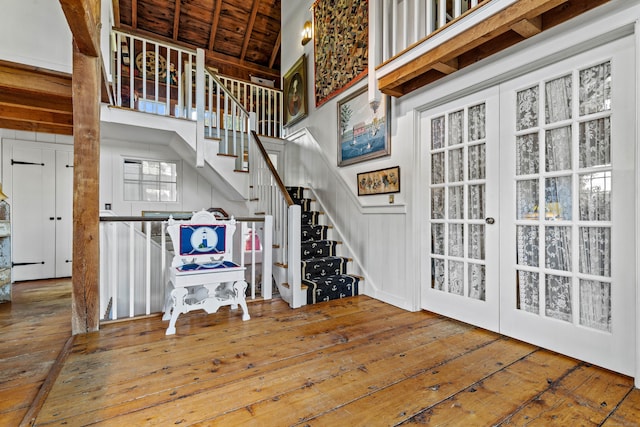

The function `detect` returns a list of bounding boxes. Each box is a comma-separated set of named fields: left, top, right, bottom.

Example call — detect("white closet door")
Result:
left=420, top=87, right=500, bottom=332
left=11, top=146, right=56, bottom=280
left=499, top=36, right=636, bottom=375
left=55, top=151, right=73, bottom=277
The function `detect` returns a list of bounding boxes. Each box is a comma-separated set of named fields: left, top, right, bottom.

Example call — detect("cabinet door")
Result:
left=11, top=146, right=56, bottom=280
left=55, top=151, right=73, bottom=277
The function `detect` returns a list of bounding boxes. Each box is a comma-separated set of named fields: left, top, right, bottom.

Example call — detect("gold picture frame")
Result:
left=357, top=166, right=400, bottom=196
left=283, top=54, right=308, bottom=127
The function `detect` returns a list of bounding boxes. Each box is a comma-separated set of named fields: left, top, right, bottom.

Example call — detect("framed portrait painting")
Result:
left=337, top=86, right=391, bottom=166
left=283, top=54, right=308, bottom=127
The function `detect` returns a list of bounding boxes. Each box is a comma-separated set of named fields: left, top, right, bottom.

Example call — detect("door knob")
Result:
left=485, top=217, right=495, bottom=225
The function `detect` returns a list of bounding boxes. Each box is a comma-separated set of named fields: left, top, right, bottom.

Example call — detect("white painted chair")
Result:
left=162, top=209, right=249, bottom=335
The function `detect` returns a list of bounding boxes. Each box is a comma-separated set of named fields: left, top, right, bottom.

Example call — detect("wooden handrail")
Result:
left=251, top=130, right=294, bottom=206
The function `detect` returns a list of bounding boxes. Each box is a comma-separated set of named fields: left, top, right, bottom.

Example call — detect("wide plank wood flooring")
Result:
left=1, top=279, right=640, bottom=426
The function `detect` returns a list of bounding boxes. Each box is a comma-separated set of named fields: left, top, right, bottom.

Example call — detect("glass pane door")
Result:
left=500, top=36, right=635, bottom=375
left=421, top=88, right=499, bottom=332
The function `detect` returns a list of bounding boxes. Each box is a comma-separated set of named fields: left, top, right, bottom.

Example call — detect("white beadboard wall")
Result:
left=285, top=128, right=414, bottom=311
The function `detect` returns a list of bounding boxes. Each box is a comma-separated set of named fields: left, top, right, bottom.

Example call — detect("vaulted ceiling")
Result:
left=114, top=0, right=282, bottom=83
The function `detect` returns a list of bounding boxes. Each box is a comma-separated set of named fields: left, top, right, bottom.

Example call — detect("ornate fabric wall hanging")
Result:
left=313, top=0, right=368, bottom=108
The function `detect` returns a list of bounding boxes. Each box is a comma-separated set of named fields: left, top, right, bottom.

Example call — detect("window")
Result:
left=123, top=159, right=177, bottom=202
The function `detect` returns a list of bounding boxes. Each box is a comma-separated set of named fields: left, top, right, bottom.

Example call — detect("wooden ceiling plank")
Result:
left=59, top=0, right=100, bottom=57
left=0, top=104, right=73, bottom=126
left=0, top=93, right=73, bottom=114
left=0, top=118, right=73, bottom=135
left=378, top=0, right=567, bottom=94
left=173, top=0, right=181, bottom=40
left=511, top=16, right=542, bottom=38
left=0, top=63, right=72, bottom=99
left=268, top=29, right=281, bottom=69
left=112, top=0, right=121, bottom=27
left=132, top=0, right=138, bottom=28
left=208, top=0, right=223, bottom=51
left=240, top=0, right=260, bottom=61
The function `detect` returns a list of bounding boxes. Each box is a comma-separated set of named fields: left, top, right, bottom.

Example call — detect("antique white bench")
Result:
left=162, top=210, right=250, bottom=335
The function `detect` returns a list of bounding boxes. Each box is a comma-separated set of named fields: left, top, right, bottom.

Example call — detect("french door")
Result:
left=422, top=36, right=635, bottom=375
left=499, top=37, right=635, bottom=375
left=421, top=88, right=500, bottom=332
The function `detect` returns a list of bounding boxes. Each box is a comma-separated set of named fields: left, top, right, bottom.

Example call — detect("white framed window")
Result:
left=123, top=159, right=177, bottom=202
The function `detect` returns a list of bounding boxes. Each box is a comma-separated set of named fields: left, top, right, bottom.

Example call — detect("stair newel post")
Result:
left=288, top=204, right=302, bottom=308
left=263, top=215, right=273, bottom=300
left=195, top=48, right=205, bottom=168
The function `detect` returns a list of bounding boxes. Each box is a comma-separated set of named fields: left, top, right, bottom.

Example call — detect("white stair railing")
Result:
left=249, top=131, right=303, bottom=308
left=202, top=68, right=252, bottom=170
left=218, top=76, right=283, bottom=138
left=99, top=213, right=273, bottom=321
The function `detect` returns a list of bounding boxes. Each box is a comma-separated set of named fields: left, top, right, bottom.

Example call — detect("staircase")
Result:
left=286, top=186, right=361, bottom=304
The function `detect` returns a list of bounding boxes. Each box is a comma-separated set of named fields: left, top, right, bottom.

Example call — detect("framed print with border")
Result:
left=357, top=166, right=400, bottom=196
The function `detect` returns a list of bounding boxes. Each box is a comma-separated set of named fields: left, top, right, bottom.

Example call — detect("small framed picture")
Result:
left=357, top=166, right=400, bottom=196
left=283, top=54, right=308, bottom=127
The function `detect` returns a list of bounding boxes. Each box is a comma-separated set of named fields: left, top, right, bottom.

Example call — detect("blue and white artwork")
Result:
left=338, top=87, right=390, bottom=166
left=179, top=225, right=226, bottom=255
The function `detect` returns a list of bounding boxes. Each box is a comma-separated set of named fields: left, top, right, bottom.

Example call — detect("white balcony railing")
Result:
left=99, top=213, right=273, bottom=321
left=380, top=0, right=487, bottom=61
left=110, top=29, right=283, bottom=145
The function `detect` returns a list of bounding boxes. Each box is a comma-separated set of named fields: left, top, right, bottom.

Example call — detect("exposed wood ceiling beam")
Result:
left=511, top=16, right=542, bottom=38
left=208, top=0, right=223, bottom=51
left=0, top=104, right=73, bottom=127
left=240, top=0, right=260, bottom=61
left=269, top=29, right=281, bottom=69
left=132, top=0, right=138, bottom=28
left=112, top=0, right=121, bottom=27
left=0, top=118, right=73, bottom=135
left=173, top=0, right=181, bottom=41
left=0, top=61, right=72, bottom=99
left=432, top=59, right=458, bottom=75
left=58, top=0, right=101, bottom=57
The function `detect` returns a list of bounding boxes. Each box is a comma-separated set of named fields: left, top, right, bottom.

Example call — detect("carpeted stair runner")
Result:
left=286, top=186, right=360, bottom=304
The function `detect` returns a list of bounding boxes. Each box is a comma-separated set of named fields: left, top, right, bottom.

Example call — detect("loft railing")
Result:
left=110, top=29, right=282, bottom=140
left=218, top=75, right=283, bottom=138
left=249, top=131, right=303, bottom=308
left=379, top=0, right=489, bottom=61
left=98, top=213, right=273, bottom=321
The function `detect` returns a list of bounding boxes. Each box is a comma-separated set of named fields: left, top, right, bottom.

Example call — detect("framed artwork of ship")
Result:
left=337, top=86, right=391, bottom=166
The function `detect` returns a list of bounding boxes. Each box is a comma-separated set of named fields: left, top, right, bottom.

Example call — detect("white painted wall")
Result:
left=280, top=0, right=640, bottom=315
left=100, top=138, right=250, bottom=217
left=1, top=0, right=72, bottom=73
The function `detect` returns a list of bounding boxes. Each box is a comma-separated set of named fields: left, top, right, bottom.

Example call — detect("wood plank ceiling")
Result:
left=114, top=0, right=282, bottom=83
left=0, top=0, right=281, bottom=136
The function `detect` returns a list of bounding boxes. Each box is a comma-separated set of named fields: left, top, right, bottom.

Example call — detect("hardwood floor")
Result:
left=2, top=280, right=640, bottom=426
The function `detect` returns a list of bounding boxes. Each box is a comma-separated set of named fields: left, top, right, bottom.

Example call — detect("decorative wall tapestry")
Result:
left=313, top=0, right=368, bottom=108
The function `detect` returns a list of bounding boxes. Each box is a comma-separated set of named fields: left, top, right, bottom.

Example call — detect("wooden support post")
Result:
left=60, top=0, right=102, bottom=334
left=71, top=41, right=101, bottom=334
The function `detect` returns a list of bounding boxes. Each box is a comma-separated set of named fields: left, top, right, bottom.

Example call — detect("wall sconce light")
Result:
left=301, top=21, right=312, bottom=46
